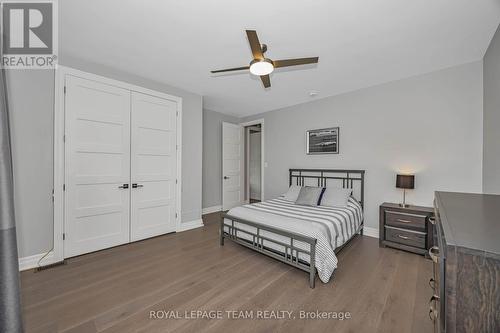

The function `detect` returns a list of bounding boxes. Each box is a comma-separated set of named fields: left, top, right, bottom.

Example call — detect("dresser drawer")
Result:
left=385, top=226, right=426, bottom=248
left=385, top=210, right=426, bottom=231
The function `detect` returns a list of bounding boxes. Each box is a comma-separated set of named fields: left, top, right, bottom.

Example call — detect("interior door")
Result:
left=130, top=92, right=178, bottom=241
left=64, top=75, right=131, bottom=258
left=222, top=122, right=244, bottom=210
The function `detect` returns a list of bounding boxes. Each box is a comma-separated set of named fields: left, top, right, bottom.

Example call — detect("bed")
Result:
left=220, top=169, right=365, bottom=288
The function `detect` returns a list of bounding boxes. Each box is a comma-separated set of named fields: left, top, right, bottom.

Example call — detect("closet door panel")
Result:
left=64, top=75, right=131, bottom=258
left=130, top=92, right=177, bottom=241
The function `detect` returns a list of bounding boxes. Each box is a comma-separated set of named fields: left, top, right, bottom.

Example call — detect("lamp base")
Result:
left=399, top=189, right=410, bottom=208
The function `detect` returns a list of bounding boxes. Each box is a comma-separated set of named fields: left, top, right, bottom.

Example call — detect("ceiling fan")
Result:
left=211, top=30, right=319, bottom=88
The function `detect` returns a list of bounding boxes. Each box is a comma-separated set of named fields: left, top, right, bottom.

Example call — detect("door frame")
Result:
left=53, top=65, right=183, bottom=262
left=239, top=119, right=265, bottom=203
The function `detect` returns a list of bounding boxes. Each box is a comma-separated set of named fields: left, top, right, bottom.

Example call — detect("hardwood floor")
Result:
left=21, top=212, right=434, bottom=333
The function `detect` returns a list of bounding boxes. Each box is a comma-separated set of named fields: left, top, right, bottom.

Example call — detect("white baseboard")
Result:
left=202, top=205, right=222, bottom=215
left=19, top=251, right=56, bottom=271
left=177, top=219, right=204, bottom=232
left=362, top=226, right=379, bottom=239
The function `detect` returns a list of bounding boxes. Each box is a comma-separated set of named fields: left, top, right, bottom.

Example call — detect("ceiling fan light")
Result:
left=249, top=58, right=274, bottom=76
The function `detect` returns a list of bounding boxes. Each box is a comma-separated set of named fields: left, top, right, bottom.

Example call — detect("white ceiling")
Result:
left=60, top=0, right=500, bottom=117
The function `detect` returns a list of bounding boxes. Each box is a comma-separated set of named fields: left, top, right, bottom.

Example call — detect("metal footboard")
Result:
left=221, top=213, right=317, bottom=288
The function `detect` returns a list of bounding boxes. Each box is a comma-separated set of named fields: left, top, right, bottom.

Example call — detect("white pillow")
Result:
left=320, top=188, right=352, bottom=207
left=282, top=185, right=302, bottom=202
left=295, top=186, right=323, bottom=206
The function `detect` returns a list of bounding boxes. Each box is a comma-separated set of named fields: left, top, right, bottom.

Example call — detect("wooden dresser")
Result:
left=379, top=202, right=434, bottom=256
left=431, top=192, right=500, bottom=333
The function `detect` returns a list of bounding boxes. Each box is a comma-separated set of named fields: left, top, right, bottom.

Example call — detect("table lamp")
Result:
left=396, top=174, right=415, bottom=208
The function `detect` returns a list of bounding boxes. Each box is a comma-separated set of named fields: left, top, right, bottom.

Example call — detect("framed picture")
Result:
left=306, top=127, right=339, bottom=154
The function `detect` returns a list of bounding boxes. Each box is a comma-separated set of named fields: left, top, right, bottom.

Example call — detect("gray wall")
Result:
left=241, top=62, right=484, bottom=231
left=8, top=59, right=203, bottom=258
left=202, top=109, right=239, bottom=209
left=483, top=24, right=500, bottom=194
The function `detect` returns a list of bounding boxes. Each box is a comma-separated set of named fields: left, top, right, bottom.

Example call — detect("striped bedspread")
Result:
left=224, top=197, right=363, bottom=283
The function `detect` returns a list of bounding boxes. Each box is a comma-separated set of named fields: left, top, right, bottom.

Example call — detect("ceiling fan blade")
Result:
left=246, top=30, right=264, bottom=60
left=211, top=66, right=250, bottom=73
left=273, top=57, right=319, bottom=68
left=260, top=75, right=271, bottom=88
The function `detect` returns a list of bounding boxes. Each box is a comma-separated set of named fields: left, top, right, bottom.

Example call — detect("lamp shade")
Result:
left=396, top=174, right=415, bottom=189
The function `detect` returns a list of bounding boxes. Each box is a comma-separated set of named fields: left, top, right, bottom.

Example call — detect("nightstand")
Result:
left=379, top=202, right=434, bottom=256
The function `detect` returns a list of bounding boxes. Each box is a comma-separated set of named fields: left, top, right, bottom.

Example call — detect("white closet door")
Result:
left=130, top=92, right=177, bottom=241
left=222, top=122, right=244, bottom=210
left=64, top=76, right=131, bottom=258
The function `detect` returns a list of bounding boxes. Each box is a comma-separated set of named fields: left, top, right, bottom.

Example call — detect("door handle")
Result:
left=428, top=246, right=439, bottom=263
left=429, top=277, right=435, bottom=290
left=429, top=294, right=440, bottom=304
left=132, top=183, right=144, bottom=189
left=429, top=307, right=437, bottom=321
left=118, top=184, right=129, bottom=189
left=223, top=176, right=230, bottom=180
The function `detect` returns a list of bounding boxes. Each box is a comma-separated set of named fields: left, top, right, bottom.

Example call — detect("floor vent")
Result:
left=34, top=260, right=66, bottom=272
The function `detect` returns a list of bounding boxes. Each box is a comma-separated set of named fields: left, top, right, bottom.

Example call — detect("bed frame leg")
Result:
left=309, top=267, right=316, bottom=289
left=359, top=227, right=364, bottom=236
left=309, top=243, right=316, bottom=289
left=219, top=218, right=225, bottom=246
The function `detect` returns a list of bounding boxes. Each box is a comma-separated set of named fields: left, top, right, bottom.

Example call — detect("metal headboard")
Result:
left=289, top=169, right=365, bottom=208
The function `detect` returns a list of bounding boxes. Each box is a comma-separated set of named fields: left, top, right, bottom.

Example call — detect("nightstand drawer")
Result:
left=385, top=226, right=426, bottom=248
left=385, top=210, right=426, bottom=231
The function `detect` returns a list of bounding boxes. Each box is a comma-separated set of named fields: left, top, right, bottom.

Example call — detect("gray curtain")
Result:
left=0, top=67, right=23, bottom=332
